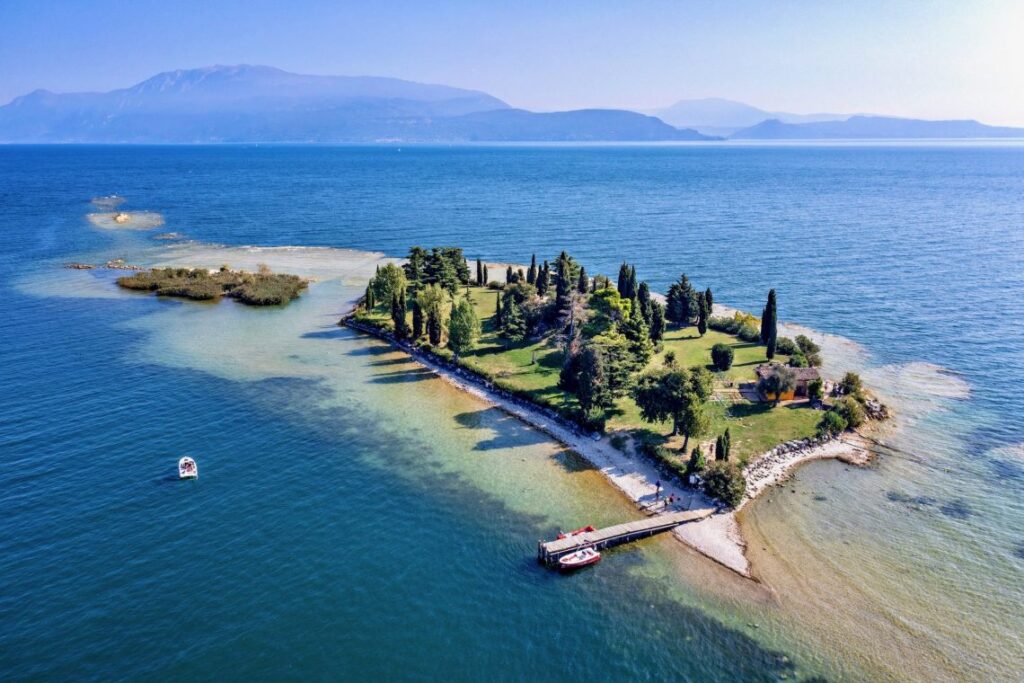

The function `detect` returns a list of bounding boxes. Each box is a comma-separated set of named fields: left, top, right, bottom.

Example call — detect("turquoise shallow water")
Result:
left=1, top=144, right=1023, bottom=681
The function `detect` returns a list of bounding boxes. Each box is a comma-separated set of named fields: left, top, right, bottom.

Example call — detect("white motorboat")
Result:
left=558, top=547, right=601, bottom=571
left=178, top=457, right=198, bottom=479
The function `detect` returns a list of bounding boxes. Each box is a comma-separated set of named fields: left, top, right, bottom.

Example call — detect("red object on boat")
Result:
left=558, top=548, right=601, bottom=571
left=555, top=525, right=596, bottom=540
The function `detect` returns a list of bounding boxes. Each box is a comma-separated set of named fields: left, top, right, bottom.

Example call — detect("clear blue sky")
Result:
left=1, top=0, right=1021, bottom=124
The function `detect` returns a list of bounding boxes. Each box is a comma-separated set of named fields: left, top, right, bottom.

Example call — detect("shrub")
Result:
left=832, top=395, right=866, bottom=428
left=817, top=410, right=848, bottom=436
left=703, top=461, right=746, bottom=508
left=788, top=352, right=809, bottom=368
left=808, top=377, right=824, bottom=400
left=775, top=337, right=798, bottom=355
left=736, top=324, right=761, bottom=343
left=840, top=372, right=864, bottom=398
left=710, top=343, right=734, bottom=371
left=795, top=335, right=822, bottom=366
left=686, top=446, right=707, bottom=476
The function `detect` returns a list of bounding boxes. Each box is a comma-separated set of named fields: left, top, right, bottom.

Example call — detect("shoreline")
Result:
left=341, top=314, right=875, bottom=578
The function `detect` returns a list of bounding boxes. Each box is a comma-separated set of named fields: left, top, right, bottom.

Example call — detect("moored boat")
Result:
left=558, top=547, right=601, bottom=571
left=178, top=457, right=198, bottom=479
left=556, top=525, right=595, bottom=540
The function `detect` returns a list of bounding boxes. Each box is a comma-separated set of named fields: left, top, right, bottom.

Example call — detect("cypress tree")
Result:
left=527, top=254, right=537, bottom=285
left=627, top=266, right=637, bottom=300
left=536, top=262, right=549, bottom=296
left=761, top=289, right=776, bottom=344
left=427, top=306, right=443, bottom=346
left=577, top=266, right=588, bottom=294
left=412, top=299, right=424, bottom=339
left=761, top=289, right=778, bottom=357
left=476, top=258, right=483, bottom=286
left=365, top=285, right=374, bottom=309
left=724, top=428, right=731, bottom=460
left=638, top=282, right=652, bottom=324
left=506, top=266, right=513, bottom=284
left=715, top=434, right=726, bottom=461
left=494, top=292, right=503, bottom=328
left=697, top=296, right=709, bottom=336
left=704, top=287, right=714, bottom=314
left=617, top=263, right=628, bottom=295
left=650, top=301, right=665, bottom=341
left=483, top=264, right=489, bottom=285
left=391, top=291, right=409, bottom=339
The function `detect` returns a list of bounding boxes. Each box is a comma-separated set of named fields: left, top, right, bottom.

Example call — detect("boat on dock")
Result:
left=558, top=547, right=601, bottom=571
left=178, top=457, right=198, bottom=479
left=556, top=525, right=595, bottom=540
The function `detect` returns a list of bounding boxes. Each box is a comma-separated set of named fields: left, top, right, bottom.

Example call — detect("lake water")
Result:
left=1, top=144, right=1022, bottom=681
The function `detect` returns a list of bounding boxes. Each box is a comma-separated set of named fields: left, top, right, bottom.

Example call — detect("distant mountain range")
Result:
left=0, top=65, right=712, bottom=143
left=1, top=67, right=1021, bottom=143
left=652, top=97, right=848, bottom=136
left=729, top=115, right=1024, bottom=139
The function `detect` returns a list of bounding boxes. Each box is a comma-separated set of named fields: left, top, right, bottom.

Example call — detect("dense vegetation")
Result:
left=117, top=265, right=308, bottom=305
left=354, top=246, right=871, bottom=509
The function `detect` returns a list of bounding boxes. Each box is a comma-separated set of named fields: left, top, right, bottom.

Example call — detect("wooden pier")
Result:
left=537, top=509, right=715, bottom=566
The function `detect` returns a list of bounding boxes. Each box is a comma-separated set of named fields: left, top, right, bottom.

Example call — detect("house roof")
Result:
left=755, top=364, right=820, bottom=382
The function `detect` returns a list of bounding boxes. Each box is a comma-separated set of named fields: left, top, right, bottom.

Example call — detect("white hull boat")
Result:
left=178, top=457, right=198, bottom=479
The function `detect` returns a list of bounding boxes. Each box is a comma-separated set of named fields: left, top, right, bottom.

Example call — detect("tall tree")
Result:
left=404, top=247, right=427, bottom=286
left=650, top=301, right=666, bottom=341
left=476, top=258, right=483, bottom=286
left=527, top=254, right=537, bottom=285
left=505, top=266, right=513, bottom=284
left=364, top=285, right=374, bottom=309
left=666, top=274, right=696, bottom=325
left=391, top=290, right=409, bottom=339
left=704, top=287, right=714, bottom=314
left=761, top=289, right=777, bottom=346
left=448, top=299, right=481, bottom=359
left=577, top=266, right=589, bottom=294
left=416, top=284, right=447, bottom=346
left=637, top=282, right=652, bottom=324
left=554, top=252, right=573, bottom=306
left=502, top=301, right=527, bottom=341
left=482, top=264, right=489, bottom=285
left=617, top=263, right=629, bottom=296
left=631, top=367, right=713, bottom=448
left=536, top=261, right=550, bottom=296
left=371, top=263, right=407, bottom=305
left=626, top=266, right=638, bottom=300
left=697, top=296, right=709, bottom=336
left=494, top=292, right=503, bottom=327
left=411, top=298, right=424, bottom=339
left=620, top=300, right=654, bottom=369
left=577, top=345, right=614, bottom=413
left=426, top=306, right=443, bottom=346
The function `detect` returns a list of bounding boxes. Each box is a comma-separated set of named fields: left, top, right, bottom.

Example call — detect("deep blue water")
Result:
left=2, top=144, right=1023, bottom=681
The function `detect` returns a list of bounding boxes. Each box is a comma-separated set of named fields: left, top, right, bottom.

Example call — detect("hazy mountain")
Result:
left=653, top=97, right=846, bottom=135
left=426, top=108, right=714, bottom=141
left=730, top=115, right=1024, bottom=139
left=0, top=65, right=713, bottom=142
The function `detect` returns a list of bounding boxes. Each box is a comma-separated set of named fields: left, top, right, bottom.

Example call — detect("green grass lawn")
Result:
left=655, top=327, right=784, bottom=381
left=357, top=284, right=817, bottom=461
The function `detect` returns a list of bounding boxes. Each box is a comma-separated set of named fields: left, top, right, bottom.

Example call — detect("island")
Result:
left=342, top=246, right=887, bottom=575
left=116, top=265, right=308, bottom=306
